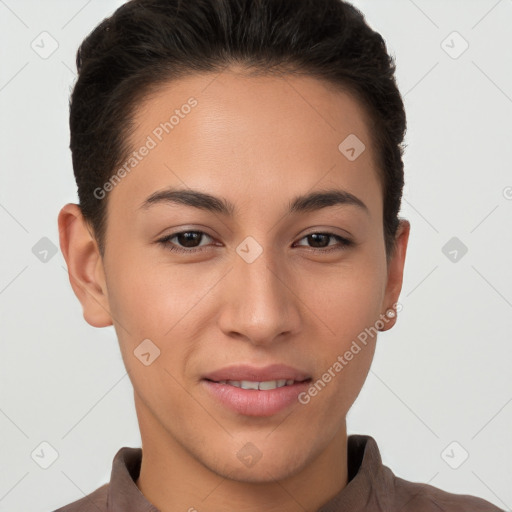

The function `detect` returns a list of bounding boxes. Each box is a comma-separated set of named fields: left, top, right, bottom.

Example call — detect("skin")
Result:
left=58, top=67, right=410, bottom=512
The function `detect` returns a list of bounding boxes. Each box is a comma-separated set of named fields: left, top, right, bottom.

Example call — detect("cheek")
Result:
left=305, top=259, right=386, bottom=342
left=300, top=274, right=381, bottom=422
left=300, top=257, right=385, bottom=404
left=104, top=253, right=220, bottom=391
left=105, top=250, right=209, bottom=337
left=104, top=257, right=196, bottom=410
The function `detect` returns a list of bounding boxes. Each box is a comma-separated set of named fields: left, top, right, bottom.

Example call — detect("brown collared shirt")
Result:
left=54, top=434, right=504, bottom=511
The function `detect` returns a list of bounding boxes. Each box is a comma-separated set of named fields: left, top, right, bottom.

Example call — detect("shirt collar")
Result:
left=107, top=434, right=392, bottom=512
left=107, top=447, right=159, bottom=512
left=317, top=434, right=394, bottom=512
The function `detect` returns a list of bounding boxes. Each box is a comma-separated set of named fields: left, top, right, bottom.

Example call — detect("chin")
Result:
left=209, top=446, right=309, bottom=484
left=222, top=464, right=302, bottom=484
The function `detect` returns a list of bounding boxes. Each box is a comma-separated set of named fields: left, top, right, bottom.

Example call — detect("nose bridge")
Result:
left=218, top=240, right=299, bottom=344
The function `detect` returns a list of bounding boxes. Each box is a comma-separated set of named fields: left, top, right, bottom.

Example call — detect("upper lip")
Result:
left=203, top=364, right=312, bottom=382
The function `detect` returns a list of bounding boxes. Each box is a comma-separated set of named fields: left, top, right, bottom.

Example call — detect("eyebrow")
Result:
left=139, top=187, right=369, bottom=216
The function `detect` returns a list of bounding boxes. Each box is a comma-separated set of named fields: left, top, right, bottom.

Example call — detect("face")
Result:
left=60, top=67, right=409, bottom=484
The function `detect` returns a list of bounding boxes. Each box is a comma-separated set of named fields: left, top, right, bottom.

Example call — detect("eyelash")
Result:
left=156, top=230, right=354, bottom=254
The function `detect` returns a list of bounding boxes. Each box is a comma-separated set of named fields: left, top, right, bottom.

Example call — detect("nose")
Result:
left=217, top=245, right=302, bottom=347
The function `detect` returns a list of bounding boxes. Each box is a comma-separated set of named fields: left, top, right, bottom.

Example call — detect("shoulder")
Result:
left=391, top=474, right=504, bottom=511
left=52, top=482, right=108, bottom=512
left=350, top=434, right=504, bottom=512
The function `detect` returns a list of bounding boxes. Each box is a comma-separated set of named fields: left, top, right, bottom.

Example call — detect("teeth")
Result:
left=241, top=380, right=259, bottom=390
left=221, top=379, right=296, bottom=390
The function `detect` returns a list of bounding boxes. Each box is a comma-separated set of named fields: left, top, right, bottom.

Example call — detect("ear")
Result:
left=58, top=203, right=113, bottom=328
left=379, top=219, right=410, bottom=331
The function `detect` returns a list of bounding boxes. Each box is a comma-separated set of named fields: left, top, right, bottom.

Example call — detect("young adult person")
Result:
left=55, top=0, right=503, bottom=510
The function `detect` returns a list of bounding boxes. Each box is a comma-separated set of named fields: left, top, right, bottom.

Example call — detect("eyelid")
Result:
left=156, top=228, right=354, bottom=254
left=299, top=226, right=353, bottom=240
left=294, top=232, right=350, bottom=244
left=156, top=230, right=216, bottom=252
left=293, top=232, right=354, bottom=252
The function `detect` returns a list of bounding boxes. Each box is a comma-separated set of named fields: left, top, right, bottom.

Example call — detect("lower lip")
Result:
left=202, top=379, right=311, bottom=417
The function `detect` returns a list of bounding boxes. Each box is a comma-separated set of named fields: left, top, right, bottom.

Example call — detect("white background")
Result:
left=0, top=1, right=511, bottom=511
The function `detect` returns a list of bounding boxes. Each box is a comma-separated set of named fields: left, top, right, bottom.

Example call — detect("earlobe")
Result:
left=58, top=203, right=113, bottom=328
left=379, top=219, right=411, bottom=332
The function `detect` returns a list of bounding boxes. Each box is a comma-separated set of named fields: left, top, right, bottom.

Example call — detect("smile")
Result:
left=215, top=379, right=298, bottom=390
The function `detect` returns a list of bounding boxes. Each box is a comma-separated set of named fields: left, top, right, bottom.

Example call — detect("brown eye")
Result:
left=174, top=231, right=204, bottom=248
left=294, top=232, right=353, bottom=252
left=157, top=231, right=214, bottom=253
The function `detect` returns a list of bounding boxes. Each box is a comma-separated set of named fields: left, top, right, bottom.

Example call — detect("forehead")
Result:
left=110, top=69, right=381, bottom=220
left=132, top=68, right=376, bottom=159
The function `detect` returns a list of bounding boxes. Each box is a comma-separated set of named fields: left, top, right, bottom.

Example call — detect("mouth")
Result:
left=201, top=363, right=312, bottom=383
left=203, top=378, right=312, bottom=390
left=200, top=363, right=313, bottom=416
